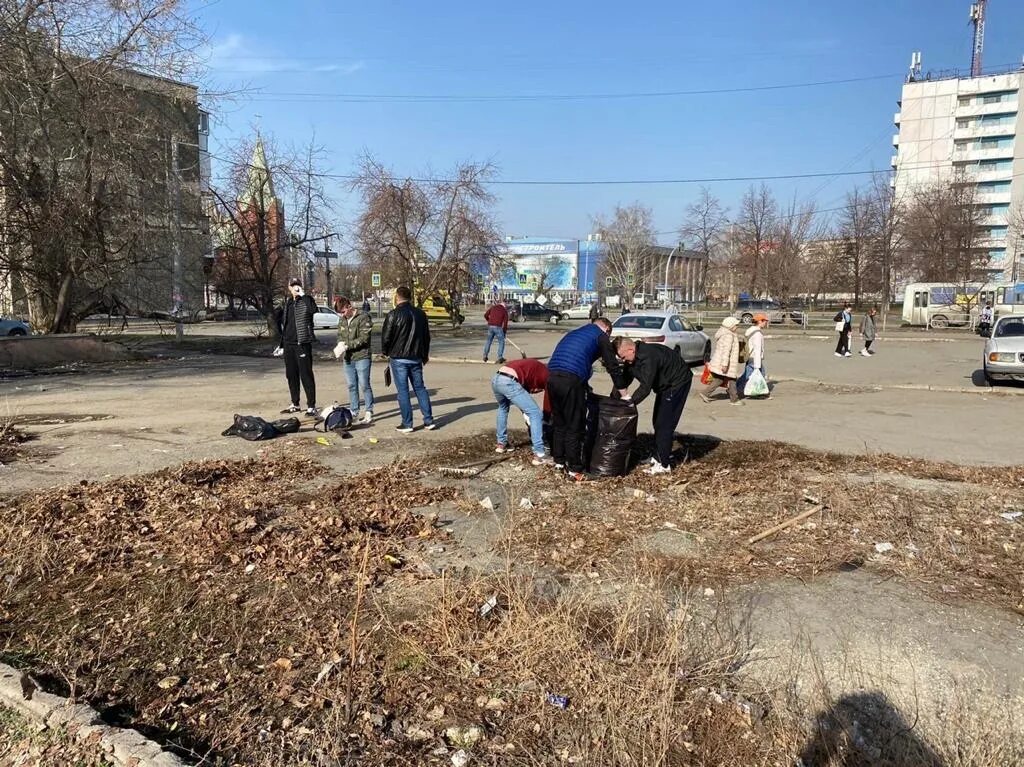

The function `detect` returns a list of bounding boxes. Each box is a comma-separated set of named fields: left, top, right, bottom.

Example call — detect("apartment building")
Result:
left=892, top=67, right=1024, bottom=281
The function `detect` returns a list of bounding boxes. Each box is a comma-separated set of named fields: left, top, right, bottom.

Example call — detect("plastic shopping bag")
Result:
left=700, top=364, right=713, bottom=385
left=743, top=369, right=769, bottom=397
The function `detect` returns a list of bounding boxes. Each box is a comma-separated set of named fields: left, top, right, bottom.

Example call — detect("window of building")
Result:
left=975, top=136, right=1015, bottom=149
left=981, top=226, right=1009, bottom=239
left=977, top=180, right=1013, bottom=192
left=957, top=118, right=971, bottom=129
left=958, top=95, right=973, bottom=106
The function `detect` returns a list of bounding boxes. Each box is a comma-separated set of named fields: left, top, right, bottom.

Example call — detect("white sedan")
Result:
left=313, top=306, right=340, bottom=329
left=611, top=311, right=710, bottom=366
left=560, top=303, right=596, bottom=320
left=983, top=315, right=1024, bottom=384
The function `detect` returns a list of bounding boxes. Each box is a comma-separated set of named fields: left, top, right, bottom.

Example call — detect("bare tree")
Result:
left=351, top=155, right=502, bottom=324
left=837, top=188, right=876, bottom=305
left=734, top=184, right=777, bottom=296
left=1009, top=200, right=1024, bottom=282
left=593, top=204, right=657, bottom=303
left=0, top=0, right=205, bottom=332
left=868, top=174, right=905, bottom=315
left=766, top=198, right=816, bottom=300
left=208, top=135, right=333, bottom=338
left=679, top=187, right=727, bottom=304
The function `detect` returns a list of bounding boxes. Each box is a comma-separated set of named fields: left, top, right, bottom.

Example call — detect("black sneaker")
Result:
left=496, top=357, right=507, bottom=364
left=281, top=404, right=301, bottom=414
left=305, top=407, right=319, bottom=417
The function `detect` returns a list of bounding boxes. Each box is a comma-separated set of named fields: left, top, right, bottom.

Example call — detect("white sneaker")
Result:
left=860, top=349, right=871, bottom=357
left=844, top=352, right=852, bottom=357
left=395, top=426, right=414, bottom=434
left=424, top=423, right=438, bottom=431
left=532, top=455, right=554, bottom=467
left=495, top=444, right=507, bottom=454
left=834, top=352, right=842, bottom=357
left=645, top=462, right=671, bottom=476
left=362, top=411, right=373, bottom=424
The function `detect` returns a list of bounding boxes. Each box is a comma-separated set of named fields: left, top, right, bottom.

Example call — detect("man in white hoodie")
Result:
left=740, top=313, right=770, bottom=398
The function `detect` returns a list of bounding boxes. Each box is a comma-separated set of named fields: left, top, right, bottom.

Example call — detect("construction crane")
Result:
left=969, top=0, right=987, bottom=77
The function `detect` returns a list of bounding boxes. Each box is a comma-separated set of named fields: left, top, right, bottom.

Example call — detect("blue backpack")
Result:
left=315, top=404, right=353, bottom=433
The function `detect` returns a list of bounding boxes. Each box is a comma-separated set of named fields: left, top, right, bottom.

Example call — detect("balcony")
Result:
left=953, top=124, right=1018, bottom=140
left=955, top=101, right=1019, bottom=118
left=892, top=133, right=900, bottom=146
left=894, top=111, right=901, bottom=125
left=952, top=146, right=1016, bottom=163
left=975, top=190, right=1013, bottom=205
left=890, top=154, right=899, bottom=167
left=955, top=166, right=1014, bottom=183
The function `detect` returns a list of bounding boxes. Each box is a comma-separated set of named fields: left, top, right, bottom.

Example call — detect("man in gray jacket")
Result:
left=335, top=296, right=374, bottom=424
left=859, top=307, right=878, bottom=357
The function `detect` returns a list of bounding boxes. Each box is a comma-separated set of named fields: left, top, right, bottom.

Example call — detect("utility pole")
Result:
left=314, top=231, right=338, bottom=307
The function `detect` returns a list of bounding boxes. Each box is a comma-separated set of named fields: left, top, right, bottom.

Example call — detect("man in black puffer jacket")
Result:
left=381, top=286, right=435, bottom=433
left=274, top=278, right=318, bottom=416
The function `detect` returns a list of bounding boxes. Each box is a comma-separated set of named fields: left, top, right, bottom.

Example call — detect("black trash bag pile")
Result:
left=586, top=395, right=638, bottom=477
left=221, top=414, right=301, bottom=441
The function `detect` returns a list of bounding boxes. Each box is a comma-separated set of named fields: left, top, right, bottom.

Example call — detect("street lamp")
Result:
left=662, top=244, right=681, bottom=309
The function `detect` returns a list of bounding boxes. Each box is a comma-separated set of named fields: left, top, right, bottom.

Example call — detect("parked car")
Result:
left=0, top=317, right=30, bottom=336
left=560, top=303, right=596, bottom=320
left=983, top=315, right=1024, bottom=384
left=611, top=311, right=710, bottom=365
left=516, top=302, right=562, bottom=324
left=313, top=306, right=340, bottom=329
left=733, top=299, right=803, bottom=325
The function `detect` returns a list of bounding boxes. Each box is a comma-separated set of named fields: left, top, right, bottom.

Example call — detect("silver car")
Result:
left=611, top=311, right=710, bottom=365
left=313, top=306, right=340, bottom=329
left=983, top=315, right=1024, bottom=384
left=0, top=317, right=31, bottom=336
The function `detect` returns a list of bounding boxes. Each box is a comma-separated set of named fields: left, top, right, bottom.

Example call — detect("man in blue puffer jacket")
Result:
left=546, top=317, right=630, bottom=479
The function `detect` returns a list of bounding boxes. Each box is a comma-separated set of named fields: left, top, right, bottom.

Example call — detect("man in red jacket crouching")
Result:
left=492, top=357, right=553, bottom=466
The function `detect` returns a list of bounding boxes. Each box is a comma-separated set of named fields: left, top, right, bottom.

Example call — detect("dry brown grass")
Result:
left=0, top=417, right=34, bottom=464
left=0, top=440, right=1022, bottom=765
left=0, top=704, right=112, bottom=766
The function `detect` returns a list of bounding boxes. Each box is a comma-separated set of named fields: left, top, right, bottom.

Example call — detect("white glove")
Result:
left=272, top=346, right=284, bottom=357
left=333, top=341, right=348, bottom=359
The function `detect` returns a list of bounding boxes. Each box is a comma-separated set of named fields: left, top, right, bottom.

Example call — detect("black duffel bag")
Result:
left=221, top=414, right=301, bottom=441
left=588, top=395, right=638, bottom=477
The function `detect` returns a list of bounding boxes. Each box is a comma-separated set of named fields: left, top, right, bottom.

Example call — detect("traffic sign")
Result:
left=371, top=272, right=381, bottom=287
left=626, top=273, right=636, bottom=286
left=587, top=281, right=593, bottom=290
left=605, top=276, right=614, bottom=288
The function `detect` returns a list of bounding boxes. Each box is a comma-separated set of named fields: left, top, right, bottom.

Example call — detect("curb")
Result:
left=0, top=663, right=186, bottom=766
left=773, top=376, right=1024, bottom=397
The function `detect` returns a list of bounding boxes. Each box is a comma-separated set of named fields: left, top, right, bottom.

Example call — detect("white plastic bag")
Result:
left=333, top=341, right=348, bottom=359
left=834, top=320, right=845, bottom=332
left=743, top=369, right=769, bottom=397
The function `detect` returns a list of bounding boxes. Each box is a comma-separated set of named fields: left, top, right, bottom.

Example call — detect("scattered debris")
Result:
left=546, top=693, right=570, bottom=709
left=1000, top=512, right=1022, bottom=522
left=874, top=542, right=894, bottom=554
left=478, top=594, right=499, bottom=618
left=479, top=496, right=494, bottom=511
left=518, top=497, right=534, bottom=509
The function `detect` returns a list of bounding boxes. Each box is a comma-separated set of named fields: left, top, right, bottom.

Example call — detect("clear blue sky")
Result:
left=198, top=0, right=1024, bottom=245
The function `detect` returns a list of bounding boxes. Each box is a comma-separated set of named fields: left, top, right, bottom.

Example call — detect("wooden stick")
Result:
left=747, top=505, right=823, bottom=545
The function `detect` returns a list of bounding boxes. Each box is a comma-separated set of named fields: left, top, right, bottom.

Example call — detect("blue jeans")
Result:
left=343, top=357, right=374, bottom=417
left=483, top=326, right=506, bottom=361
left=390, top=359, right=433, bottom=429
left=492, top=373, right=545, bottom=456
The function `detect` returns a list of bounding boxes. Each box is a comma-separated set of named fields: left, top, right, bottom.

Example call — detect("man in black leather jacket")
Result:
left=381, top=286, right=435, bottom=433
left=273, top=278, right=318, bottom=416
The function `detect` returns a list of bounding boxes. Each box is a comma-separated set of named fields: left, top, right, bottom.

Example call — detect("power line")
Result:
left=225, top=73, right=902, bottom=104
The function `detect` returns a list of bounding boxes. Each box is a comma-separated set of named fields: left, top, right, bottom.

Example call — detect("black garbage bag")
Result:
left=588, top=395, right=638, bottom=477
left=221, top=414, right=300, bottom=441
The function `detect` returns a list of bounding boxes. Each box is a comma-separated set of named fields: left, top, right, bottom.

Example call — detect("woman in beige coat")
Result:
left=700, top=316, right=743, bottom=404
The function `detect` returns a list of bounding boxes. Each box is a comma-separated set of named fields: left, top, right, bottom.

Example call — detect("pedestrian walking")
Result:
left=613, top=337, right=693, bottom=475
left=588, top=302, right=600, bottom=322
left=274, top=278, right=318, bottom=416
left=546, top=318, right=630, bottom=480
left=834, top=303, right=853, bottom=357
left=699, top=317, right=743, bottom=405
left=979, top=303, right=994, bottom=337
left=492, top=358, right=551, bottom=465
left=381, top=286, right=435, bottom=433
left=740, top=313, right=770, bottom=397
left=483, top=299, right=509, bottom=363
left=334, top=296, right=374, bottom=424
left=361, top=295, right=372, bottom=314
left=859, top=307, right=878, bottom=357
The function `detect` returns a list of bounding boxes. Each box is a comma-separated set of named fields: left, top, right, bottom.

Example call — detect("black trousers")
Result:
left=652, top=382, right=689, bottom=467
left=864, top=338, right=874, bottom=352
left=835, top=330, right=851, bottom=355
left=284, top=342, right=316, bottom=408
left=547, top=371, right=587, bottom=472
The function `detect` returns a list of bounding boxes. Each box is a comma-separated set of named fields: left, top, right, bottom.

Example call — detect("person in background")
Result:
left=613, top=337, right=693, bottom=475
left=860, top=306, right=878, bottom=357
left=546, top=317, right=630, bottom=481
left=381, top=286, right=435, bottom=433
left=492, top=358, right=552, bottom=466
left=588, top=301, right=600, bottom=322
left=361, top=295, right=372, bottom=314
left=834, top=303, right=853, bottom=357
left=483, top=299, right=509, bottom=364
left=979, top=303, right=994, bottom=337
left=699, top=316, right=743, bottom=405
left=740, top=313, right=770, bottom=396
left=274, top=278, right=318, bottom=416
left=334, top=296, right=374, bottom=424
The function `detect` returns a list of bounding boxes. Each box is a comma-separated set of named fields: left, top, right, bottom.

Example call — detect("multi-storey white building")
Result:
left=892, top=66, right=1024, bottom=281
